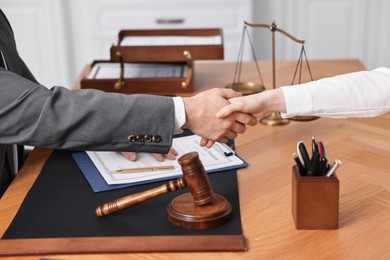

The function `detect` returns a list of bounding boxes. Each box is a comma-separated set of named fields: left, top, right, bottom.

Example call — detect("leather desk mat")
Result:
left=1, top=149, right=245, bottom=255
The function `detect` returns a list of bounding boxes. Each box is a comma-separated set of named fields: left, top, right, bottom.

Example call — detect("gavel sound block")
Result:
left=96, top=152, right=232, bottom=229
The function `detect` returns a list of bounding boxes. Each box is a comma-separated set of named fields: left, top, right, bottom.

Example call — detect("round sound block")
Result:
left=167, top=193, right=232, bottom=229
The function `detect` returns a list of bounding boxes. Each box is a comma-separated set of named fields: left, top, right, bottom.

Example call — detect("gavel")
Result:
left=95, top=152, right=232, bottom=229
left=97, top=152, right=215, bottom=217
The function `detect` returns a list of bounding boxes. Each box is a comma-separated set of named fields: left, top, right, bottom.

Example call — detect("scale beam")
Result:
left=244, top=21, right=314, bottom=126
left=244, top=21, right=305, bottom=45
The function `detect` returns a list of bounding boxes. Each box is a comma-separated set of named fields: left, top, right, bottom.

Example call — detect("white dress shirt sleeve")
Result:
left=281, top=67, right=390, bottom=118
left=172, top=97, right=185, bottom=134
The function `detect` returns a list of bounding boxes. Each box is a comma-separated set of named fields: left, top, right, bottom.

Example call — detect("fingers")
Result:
left=234, top=113, right=258, bottom=126
left=164, top=147, right=178, bottom=160
left=152, top=147, right=178, bottom=161
left=228, top=122, right=244, bottom=136
left=200, top=137, right=209, bottom=147
left=152, top=153, right=164, bottom=162
left=123, top=147, right=178, bottom=163
left=121, top=152, right=137, bottom=161
left=200, top=137, right=215, bottom=148
left=204, top=139, right=216, bottom=148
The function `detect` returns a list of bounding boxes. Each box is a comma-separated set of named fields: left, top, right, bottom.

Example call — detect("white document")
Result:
left=87, top=62, right=187, bottom=79
left=87, top=135, right=245, bottom=185
left=120, top=35, right=222, bottom=46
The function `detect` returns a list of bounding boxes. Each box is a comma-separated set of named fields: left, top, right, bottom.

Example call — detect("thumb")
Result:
left=216, top=102, right=242, bottom=118
left=218, top=88, right=242, bottom=99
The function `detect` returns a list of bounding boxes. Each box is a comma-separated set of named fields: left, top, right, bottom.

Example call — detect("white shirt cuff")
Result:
left=172, top=97, right=185, bottom=134
left=280, top=84, right=313, bottom=118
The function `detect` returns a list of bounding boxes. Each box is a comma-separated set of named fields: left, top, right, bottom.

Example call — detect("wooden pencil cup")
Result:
left=291, top=165, right=339, bottom=230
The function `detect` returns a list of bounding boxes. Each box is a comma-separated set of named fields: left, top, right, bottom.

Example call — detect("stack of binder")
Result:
left=80, top=28, right=224, bottom=96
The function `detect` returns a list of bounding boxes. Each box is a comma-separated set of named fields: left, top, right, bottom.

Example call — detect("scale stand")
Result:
left=241, top=21, right=317, bottom=126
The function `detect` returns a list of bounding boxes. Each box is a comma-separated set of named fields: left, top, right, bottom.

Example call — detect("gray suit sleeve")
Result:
left=0, top=69, right=175, bottom=153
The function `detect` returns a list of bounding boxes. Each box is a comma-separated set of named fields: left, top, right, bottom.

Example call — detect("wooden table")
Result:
left=3, top=60, right=390, bottom=259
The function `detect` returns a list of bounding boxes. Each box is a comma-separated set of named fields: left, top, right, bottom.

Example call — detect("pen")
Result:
left=317, top=141, right=327, bottom=175
left=293, top=152, right=306, bottom=175
left=319, top=156, right=328, bottom=176
left=325, top=160, right=342, bottom=177
left=296, top=141, right=305, bottom=165
left=111, top=165, right=175, bottom=173
left=310, top=150, right=320, bottom=176
left=298, top=141, right=311, bottom=176
left=318, top=141, right=326, bottom=160
left=311, top=136, right=318, bottom=156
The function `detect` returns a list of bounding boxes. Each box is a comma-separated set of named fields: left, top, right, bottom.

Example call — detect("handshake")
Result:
left=183, top=87, right=286, bottom=147
left=182, top=88, right=259, bottom=148
left=124, top=87, right=284, bottom=162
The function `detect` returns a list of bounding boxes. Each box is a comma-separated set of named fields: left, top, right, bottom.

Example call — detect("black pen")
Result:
left=311, top=136, right=318, bottom=156
left=319, top=156, right=328, bottom=176
left=317, top=141, right=327, bottom=175
left=310, top=150, right=320, bottom=176
left=298, top=141, right=311, bottom=176
left=293, top=153, right=306, bottom=176
left=296, top=141, right=305, bottom=166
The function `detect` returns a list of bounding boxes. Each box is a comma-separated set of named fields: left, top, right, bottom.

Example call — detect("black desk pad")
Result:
left=2, top=150, right=242, bottom=239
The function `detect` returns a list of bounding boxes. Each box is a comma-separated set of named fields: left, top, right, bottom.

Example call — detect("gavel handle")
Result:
left=96, top=177, right=186, bottom=217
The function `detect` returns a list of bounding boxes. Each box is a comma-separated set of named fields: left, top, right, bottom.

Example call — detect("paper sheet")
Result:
left=120, top=35, right=222, bottom=46
left=87, top=62, right=187, bottom=79
left=87, top=135, right=244, bottom=185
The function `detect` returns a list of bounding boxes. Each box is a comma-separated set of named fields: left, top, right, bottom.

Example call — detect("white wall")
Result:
left=0, top=0, right=73, bottom=88
left=1, top=0, right=389, bottom=89
left=253, top=0, right=390, bottom=71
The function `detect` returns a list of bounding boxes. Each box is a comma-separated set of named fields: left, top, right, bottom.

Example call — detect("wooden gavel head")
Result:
left=168, top=152, right=232, bottom=229
left=178, top=151, right=214, bottom=206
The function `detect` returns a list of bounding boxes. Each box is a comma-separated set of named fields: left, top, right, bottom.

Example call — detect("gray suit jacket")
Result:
left=0, top=10, right=175, bottom=196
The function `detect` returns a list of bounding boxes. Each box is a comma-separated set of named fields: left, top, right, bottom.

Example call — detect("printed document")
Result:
left=87, top=62, right=187, bottom=79
left=120, top=35, right=222, bottom=46
left=87, top=135, right=245, bottom=185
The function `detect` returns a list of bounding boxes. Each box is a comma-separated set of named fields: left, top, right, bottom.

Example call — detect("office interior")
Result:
left=1, top=0, right=390, bottom=258
left=1, top=0, right=388, bottom=89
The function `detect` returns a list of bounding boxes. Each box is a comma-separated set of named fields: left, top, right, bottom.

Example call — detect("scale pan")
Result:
left=225, top=82, right=265, bottom=95
left=289, top=116, right=319, bottom=121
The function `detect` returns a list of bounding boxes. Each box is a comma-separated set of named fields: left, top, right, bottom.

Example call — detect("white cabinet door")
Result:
left=68, top=0, right=253, bottom=79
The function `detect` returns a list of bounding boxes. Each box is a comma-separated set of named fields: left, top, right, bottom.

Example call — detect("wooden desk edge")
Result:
left=0, top=235, right=246, bottom=256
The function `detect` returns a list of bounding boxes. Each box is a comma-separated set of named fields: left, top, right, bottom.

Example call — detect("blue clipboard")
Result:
left=72, top=151, right=248, bottom=192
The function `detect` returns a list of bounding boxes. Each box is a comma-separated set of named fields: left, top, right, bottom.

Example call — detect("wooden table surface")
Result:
left=2, top=60, right=390, bottom=259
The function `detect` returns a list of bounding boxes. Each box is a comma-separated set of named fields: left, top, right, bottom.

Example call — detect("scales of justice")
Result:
left=226, top=21, right=318, bottom=125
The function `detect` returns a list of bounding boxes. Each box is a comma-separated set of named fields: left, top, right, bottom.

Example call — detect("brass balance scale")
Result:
left=226, top=21, right=318, bottom=126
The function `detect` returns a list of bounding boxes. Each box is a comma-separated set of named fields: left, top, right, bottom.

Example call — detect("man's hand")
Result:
left=182, top=88, right=257, bottom=147
left=122, top=147, right=178, bottom=162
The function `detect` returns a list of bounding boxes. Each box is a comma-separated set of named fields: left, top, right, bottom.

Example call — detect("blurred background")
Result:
left=1, top=0, right=389, bottom=89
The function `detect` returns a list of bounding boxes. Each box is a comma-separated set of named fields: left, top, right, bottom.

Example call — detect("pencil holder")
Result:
left=291, top=165, right=339, bottom=230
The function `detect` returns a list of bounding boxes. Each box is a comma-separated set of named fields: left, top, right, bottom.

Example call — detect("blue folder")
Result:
left=72, top=151, right=248, bottom=192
